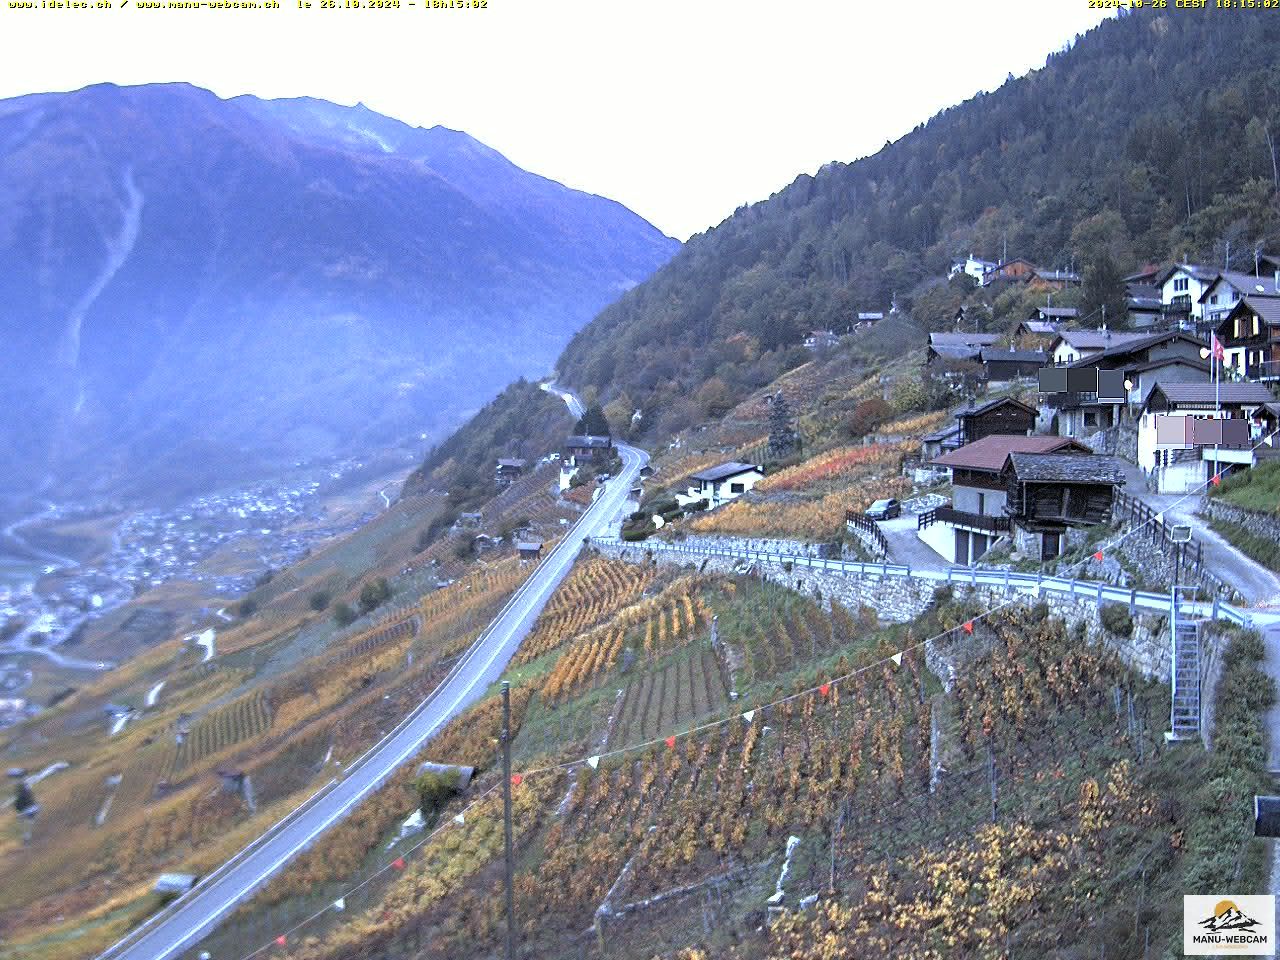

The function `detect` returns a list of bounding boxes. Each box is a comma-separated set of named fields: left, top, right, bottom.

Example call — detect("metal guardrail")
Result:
left=94, top=777, right=339, bottom=959
left=98, top=448, right=644, bottom=960
left=595, top=536, right=1254, bottom=627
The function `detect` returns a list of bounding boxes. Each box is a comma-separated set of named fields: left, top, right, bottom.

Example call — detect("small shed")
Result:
left=516, top=541, right=543, bottom=560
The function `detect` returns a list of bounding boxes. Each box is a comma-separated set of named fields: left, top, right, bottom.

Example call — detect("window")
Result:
left=730, top=482, right=745, bottom=494
left=1233, top=291, right=1241, bottom=302
left=976, top=492, right=986, bottom=515
left=1174, top=277, right=1188, bottom=292
left=1210, top=294, right=1218, bottom=305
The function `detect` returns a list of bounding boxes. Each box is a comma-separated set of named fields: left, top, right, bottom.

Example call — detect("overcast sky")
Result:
left=0, top=2, right=1112, bottom=240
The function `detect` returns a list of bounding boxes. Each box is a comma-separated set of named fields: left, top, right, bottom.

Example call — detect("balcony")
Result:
left=1244, top=359, right=1280, bottom=381
left=918, top=505, right=1011, bottom=535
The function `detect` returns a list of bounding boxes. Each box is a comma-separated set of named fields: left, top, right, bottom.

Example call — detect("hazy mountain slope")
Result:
left=555, top=9, right=1280, bottom=439
left=0, top=83, right=677, bottom=501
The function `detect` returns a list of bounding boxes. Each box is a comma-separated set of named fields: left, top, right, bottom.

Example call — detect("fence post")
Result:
left=1129, top=589, right=1137, bottom=617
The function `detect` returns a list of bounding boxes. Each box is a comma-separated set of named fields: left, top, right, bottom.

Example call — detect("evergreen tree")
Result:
left=573, top=404, right=611, bottom=437
left=13, top=781, right=35, bottom=815
left=1081, top=252, right=1128, bottom=328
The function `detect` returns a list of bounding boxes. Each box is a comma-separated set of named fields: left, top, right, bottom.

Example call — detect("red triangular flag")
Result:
left=392, top=856, right=405, bottom=870
left=665, top=735, right=676, bottom=749
left=1092, top=550, right=1104, bottom=561
left=962, top=621, right=974, bottom=634
left=510, top=773, right=523, bottom=787
left=819, top=683, right=830, bottom=697
left=275, top=935, right=287, bottom=947
left=1211, top=473, right=1221, bottom=486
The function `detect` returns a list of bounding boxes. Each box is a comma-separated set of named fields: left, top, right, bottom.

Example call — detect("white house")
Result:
left=950, top=255, right=997, bottom=285
left=1136, top=381, right=1278, bottom=493
left=1048, top=329, right=1148, bottom=367
left=1157, top=263, right=1218, bottom=322
left=676, top=462, right=764, bottom=508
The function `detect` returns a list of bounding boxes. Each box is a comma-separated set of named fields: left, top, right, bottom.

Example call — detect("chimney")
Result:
left=1274, top=269, right=1279, bottom=293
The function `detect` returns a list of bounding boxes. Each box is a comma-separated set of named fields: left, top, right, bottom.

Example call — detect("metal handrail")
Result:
left=594, top=536, right=1252, bottom=627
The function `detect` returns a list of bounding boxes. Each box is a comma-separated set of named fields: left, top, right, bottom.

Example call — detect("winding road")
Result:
left=99, top=390, right=647, bottom=960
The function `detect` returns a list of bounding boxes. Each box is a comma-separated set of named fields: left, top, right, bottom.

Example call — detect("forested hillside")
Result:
left=558, top=9, right=1280, bottom=440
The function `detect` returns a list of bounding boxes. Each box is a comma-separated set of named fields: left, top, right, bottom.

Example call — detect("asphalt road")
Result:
left=101, top=434, right=646, bottom=960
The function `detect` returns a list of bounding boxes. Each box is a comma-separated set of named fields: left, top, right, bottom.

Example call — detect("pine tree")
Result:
left=767, top=391, right=798, bottom=462
left=573, top=404, right=611, bottom=437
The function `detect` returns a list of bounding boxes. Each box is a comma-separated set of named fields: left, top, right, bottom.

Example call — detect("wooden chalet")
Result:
left=494, top=458, right=527, bottom=485
left=980, top=348, right=1046, bottom=381
left=1215, top=295, right=1280, bottom=382
left=922, top=435, right=1089, bottom=565
left=954, top=396, right=1036, bottom=445
left=564, top=434, right=613, bottom=463
left=1002, top=452, right=1125, bottom=559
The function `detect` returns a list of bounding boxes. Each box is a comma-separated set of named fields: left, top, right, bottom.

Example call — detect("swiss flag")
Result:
left=1211, top=332, right=1225, bottom=361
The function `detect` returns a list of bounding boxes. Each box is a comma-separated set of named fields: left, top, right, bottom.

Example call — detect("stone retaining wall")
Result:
left=654, top=533, right=844, bottom=560
left=594, top=540, right=1187, bottom=682
left=1201, top=498, right=1280, bottom=544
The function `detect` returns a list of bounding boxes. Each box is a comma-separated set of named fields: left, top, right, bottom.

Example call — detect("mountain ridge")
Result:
left=0, top=81, right=677, bottom=503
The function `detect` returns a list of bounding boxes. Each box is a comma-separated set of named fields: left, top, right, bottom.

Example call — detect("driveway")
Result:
left=871, top=513, right=945, bottom=571
left=1118, top=461, right=1280, bottom=607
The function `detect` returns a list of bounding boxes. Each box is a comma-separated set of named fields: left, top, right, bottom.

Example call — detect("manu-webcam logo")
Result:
left=1184, top=895, right=1275, bottom=955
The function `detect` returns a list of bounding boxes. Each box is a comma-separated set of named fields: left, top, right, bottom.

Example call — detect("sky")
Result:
left=0, top=2, right=1113, bottom=241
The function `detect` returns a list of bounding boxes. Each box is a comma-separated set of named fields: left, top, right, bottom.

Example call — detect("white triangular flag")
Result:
left=891, top=652, right=903, bottom=667
left=742, top=710, right=755, bottom=723
left=587, top=756, right=600, bottom=770
left=453, top=813, right=465, bottom=825
left=1155, top=512, right=1164, bottom=524
left=333, top=897, right=346, bottom=912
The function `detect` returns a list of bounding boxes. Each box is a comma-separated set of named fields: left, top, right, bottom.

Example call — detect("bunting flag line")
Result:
left=392, top=857, right=406, bottom=870
left=819, top=682, right=830, bottom=697
left=1211, top=473, right=1222, bottom=486
left=223, top=425, right=1280, bottom=960
left=1092, top=550, right=1104, bottom=562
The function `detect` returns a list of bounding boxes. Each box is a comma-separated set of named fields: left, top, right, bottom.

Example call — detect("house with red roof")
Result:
left=919, top=434, right=1120, bottom=563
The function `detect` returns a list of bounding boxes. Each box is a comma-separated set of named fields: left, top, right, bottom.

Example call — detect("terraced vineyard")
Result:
left=328, top=615, right=419, bottom=667
left=609, top=645, right=729, bottom=748
left=516, top=557, right=657, bottom=664
left=171, top=691, right=272, bottom=774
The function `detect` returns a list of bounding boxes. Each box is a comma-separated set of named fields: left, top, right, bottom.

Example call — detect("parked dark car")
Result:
left=865, top=498, right=901, bottom=520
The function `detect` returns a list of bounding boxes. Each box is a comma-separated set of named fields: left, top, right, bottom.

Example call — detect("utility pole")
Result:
left=501, top=681, right=517, bottom=960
